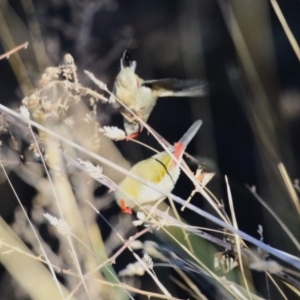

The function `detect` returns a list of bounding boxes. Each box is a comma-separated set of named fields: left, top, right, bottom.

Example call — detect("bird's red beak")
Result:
left=125, top=133, right=140, bottom=141
left=120, top=199, right=133, bottom=214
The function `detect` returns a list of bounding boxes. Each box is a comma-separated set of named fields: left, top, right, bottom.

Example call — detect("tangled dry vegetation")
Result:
left=0, top=40, right=300, bottom=300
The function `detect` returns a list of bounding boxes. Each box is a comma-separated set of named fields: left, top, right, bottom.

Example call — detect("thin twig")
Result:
left=0, top=42, right=28, bottom=60
left=226, top=176, right=251, bottom=299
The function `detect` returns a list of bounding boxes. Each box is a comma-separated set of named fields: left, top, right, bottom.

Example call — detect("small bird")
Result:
left=109, top=51, right=207, bottom=139
left=115, top=120, right=202, bottom=214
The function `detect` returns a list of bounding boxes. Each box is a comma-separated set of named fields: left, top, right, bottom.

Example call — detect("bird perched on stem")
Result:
left=115, top=120, right=202, bottom=214
left=109, top=51, right=207, bottom=139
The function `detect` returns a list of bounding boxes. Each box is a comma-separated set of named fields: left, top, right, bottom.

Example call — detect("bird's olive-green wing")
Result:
left=129, top=155, right=173, bottom=183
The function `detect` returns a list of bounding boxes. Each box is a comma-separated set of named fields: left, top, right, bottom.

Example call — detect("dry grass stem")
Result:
left=0, top=41, right=28, bottom=60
